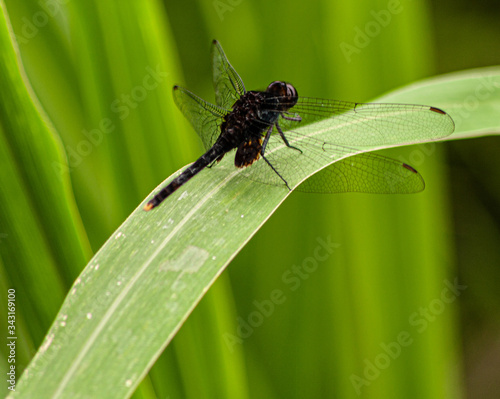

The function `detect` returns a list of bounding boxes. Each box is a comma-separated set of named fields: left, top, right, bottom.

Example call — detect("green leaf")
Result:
left=0, top=1, right=91, bottom=340
left=12, top=65, right=500, bottom=398
left=377, top=66, right=500, bottom=140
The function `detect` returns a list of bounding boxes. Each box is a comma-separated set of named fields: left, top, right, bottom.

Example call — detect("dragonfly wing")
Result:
left=275, top=98, right=455, bottom=147
left=172, top=86, right=228, bottom=150
left=297, top=152, right=425, bottom=194
left=211, top=40, right=246, bottom=109
left=239, top=99, right=454, bottom=190
left=230, top=114, right=428, bottom=194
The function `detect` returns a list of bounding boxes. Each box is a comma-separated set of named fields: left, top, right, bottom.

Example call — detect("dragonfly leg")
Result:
left=281, top=112, right=301, bottom=122
left=260, top=125, right=292, bottom=190
left=276, top=123, right=302, bottom=154
left=261, top=153, right=292, bottom=191
left=261, top=125, right=273, bottom=155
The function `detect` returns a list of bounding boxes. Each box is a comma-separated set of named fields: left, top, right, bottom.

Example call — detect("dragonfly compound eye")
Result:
left=266, top=81, right=288, bottom=95
left=285, top=83, right=298, bottom=105
left=267, top=81, right=298, bottom=107
left=285, top=83, right=297, bottom=99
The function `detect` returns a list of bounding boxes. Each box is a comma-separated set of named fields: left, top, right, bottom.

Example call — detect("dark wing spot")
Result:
left=235, top=138, right=263, bottom=168
left=402, top=163, right=418, bottom=173
left=430, top=107, right=446, bottom=115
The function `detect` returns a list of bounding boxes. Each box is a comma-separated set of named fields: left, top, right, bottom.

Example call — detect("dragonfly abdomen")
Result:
left=144, top=143, right=229, bottom=210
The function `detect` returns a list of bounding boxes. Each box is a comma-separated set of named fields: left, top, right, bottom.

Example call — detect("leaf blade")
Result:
left=13, top=65, right=500, bottom=398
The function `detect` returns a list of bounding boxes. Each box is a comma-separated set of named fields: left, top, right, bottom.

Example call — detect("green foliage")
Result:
left=1, top=0, right=499, bottom=398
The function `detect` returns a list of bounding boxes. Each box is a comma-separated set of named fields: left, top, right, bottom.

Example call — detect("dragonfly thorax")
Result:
left=219, top=91, right=276, bottom=147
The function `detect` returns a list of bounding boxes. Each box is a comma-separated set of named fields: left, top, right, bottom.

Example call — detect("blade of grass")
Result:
left=0, top=0, right=91, bottom=335
left=11, top=66, right=500, bottom=398
left=377, top=66, right=500, bottom=139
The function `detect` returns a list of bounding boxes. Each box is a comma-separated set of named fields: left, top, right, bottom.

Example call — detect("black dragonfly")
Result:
left=144, top=40, right=454, bottom=210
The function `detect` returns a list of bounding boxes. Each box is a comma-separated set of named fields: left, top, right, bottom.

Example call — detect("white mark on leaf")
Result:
left=159, top=246, right=209, bottom=274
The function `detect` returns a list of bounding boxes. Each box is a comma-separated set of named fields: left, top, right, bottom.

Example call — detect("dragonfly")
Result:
left=144, top=40, right=454, bottom=210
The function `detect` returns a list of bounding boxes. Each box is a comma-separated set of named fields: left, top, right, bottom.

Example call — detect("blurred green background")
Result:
left=1, top=0, right=499, bottom=398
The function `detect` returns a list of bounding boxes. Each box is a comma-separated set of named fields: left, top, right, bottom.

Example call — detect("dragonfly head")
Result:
left=266, top=81, right=298, bottom=110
